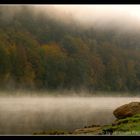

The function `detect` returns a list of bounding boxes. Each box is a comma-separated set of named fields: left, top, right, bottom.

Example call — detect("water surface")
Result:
left=0, top=96, right=139, bottom=134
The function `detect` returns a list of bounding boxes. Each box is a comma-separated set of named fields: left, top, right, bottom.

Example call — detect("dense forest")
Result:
left=0, top=6, right=140, bottom=92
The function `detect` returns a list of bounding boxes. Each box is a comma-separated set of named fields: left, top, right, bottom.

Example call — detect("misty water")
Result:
left=0, top=94, right=140, bottom=135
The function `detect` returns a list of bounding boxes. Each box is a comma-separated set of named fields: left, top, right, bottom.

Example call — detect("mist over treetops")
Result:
left=0, top=6, right=140, bottom=92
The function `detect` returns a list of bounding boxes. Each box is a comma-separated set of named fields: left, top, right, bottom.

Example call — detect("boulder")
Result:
left=113, top=102, right=140, bottom=119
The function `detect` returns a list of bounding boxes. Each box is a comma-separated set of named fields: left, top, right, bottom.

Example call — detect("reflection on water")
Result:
left=0, top=96, right=139, bottom=134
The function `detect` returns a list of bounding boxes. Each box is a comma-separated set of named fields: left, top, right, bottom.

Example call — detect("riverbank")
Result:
left=33, top=102, right=140, bottom=135
left=33, top=114, right=140, bottom=135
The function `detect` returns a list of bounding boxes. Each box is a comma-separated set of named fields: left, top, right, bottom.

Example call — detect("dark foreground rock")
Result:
left=113, top=102, right=140, bottom=119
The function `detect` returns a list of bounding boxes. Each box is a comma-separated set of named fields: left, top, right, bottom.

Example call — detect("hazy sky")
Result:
left=5, top=5, right=140, bottom=21
left=54, top=5, right=140, bottom=23
left=2, top=5, right=140, bottom=31
left=3, top=5, right=140, bottom=20
left=30, top=5, right=140, bottom=31
left=52, top=5, right=140, bottom=19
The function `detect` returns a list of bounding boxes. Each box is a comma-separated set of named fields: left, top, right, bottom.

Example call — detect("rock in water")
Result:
left=113, top=102, right=140, bottom=119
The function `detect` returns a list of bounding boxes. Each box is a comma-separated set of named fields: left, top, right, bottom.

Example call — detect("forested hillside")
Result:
left=0, top=6, right=140, bottom=92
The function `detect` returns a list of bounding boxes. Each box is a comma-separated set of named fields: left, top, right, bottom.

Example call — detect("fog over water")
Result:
left=0, top=94, right=140, bottom=134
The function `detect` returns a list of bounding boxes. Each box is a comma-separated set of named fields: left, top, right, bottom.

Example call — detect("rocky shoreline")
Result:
left=33, top=102, right=140, bottom=135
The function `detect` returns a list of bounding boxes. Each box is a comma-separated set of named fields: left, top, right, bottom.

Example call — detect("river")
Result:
left=0, top=96, right=139, bottom=134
